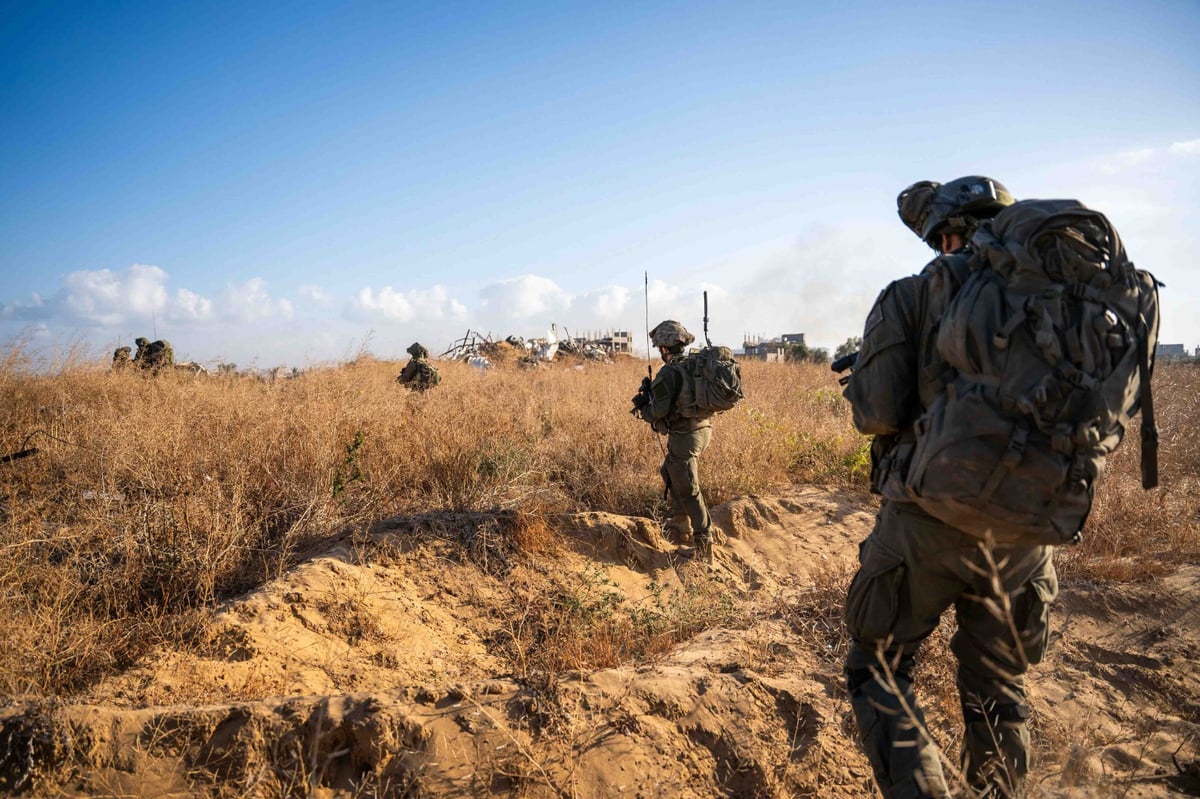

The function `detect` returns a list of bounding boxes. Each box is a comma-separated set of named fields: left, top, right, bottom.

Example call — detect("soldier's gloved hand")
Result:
left=630, top=391, right=651, bottom=414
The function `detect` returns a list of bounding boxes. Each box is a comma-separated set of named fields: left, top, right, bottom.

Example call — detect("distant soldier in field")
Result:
left=633, top=320, right=714, bottom=563
left=112, top=346, right=132, bottom=369
left=396, top=342, right=441, bottom=392
left=133, top=337, right=175, bottom=374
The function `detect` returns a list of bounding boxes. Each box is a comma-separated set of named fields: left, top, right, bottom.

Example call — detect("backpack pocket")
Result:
left=905, top=385, right=1089, bottom=546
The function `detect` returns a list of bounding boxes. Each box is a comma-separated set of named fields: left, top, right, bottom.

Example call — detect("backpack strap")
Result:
left=977, top=425, right=1029, bottom=505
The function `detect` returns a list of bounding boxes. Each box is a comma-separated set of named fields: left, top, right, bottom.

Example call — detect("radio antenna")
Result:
left=644, top=272, right=652, bottom=377
left=702, top=290, right=712, bottom=347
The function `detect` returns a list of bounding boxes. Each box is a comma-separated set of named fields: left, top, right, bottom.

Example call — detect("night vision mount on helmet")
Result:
left=898, top=176, right=1015, bottom=249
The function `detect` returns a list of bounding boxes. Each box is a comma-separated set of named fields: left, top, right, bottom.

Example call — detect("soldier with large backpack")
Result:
left=632, top=320, right=742, bottom=564
left=842, top=176, right=1160, bottom=798
left=396, top=342, right=441, bottom=393
left=132, top=337, right=175, bottom=374
left=843, top=177, right=1037, bottom=798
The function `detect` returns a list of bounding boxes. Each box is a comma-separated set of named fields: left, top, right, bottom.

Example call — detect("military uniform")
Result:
left=132, top=338, right=174, bottom=374
left=639, top=353, right=713, bottom=560
left=843, top=249, right=1059, bottom=799
left=397, top=342, right=440, bottom=392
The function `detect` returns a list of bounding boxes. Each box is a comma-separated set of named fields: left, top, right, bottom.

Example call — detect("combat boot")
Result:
left=662, top=514, right=693, bottom=544
left=694, top=529, right=713, bottom=565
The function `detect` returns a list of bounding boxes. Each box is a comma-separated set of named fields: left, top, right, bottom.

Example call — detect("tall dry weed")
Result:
left=1059, top=361, right=1200, bottom=581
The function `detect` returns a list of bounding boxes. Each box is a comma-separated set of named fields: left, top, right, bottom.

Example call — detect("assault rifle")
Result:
left=630, top=375, right=652, bottom=415
left=831, top=351, right=858, bottom=386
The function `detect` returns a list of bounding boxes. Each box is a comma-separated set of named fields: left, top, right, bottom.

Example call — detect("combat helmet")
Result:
left=918, top=176, right=1015, bottom=246
left=649, top=320, right=695, bottom=351
left=896, top=180, right=941, bottom=241
left=406, top=342, right=429, bottom=358
left=135, top=337, right=149, bottom=346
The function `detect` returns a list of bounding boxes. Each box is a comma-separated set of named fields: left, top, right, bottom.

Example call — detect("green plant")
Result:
left=331, top=429, right=365, bottom=499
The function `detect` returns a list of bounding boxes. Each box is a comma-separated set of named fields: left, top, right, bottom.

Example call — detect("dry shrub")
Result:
left=781, top=561, right=855, bottom=667
left=1059, top=361, right=1200, bottom=581
left=495, top=565, right=744, bottom=676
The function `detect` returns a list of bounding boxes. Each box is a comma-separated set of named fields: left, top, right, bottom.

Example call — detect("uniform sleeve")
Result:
left=398, top=360, right=418, bottom=384
left=640, top=363, right=682, bottom=424
left=843, top=276, right=925, bottom=436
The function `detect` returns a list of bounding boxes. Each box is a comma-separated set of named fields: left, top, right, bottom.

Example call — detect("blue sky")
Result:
left=3, top=0, right=1198, bottom=367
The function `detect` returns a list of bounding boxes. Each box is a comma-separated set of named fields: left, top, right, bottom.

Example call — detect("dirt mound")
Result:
left=1, top=487, right=1197, bottom=797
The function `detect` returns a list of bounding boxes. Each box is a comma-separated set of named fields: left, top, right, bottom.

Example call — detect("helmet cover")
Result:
left=649, top=320, right=695, bottom=350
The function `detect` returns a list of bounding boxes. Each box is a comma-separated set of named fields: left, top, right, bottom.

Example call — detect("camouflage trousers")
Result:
left=659, top=425, right=712, bottom=540
left=843, top=500, right=1057, bottom=799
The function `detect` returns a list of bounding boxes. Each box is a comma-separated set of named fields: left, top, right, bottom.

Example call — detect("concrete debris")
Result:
left=441, top=324, right=622, bottom=367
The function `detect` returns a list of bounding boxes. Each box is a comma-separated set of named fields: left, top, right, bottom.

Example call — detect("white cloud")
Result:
left=348, top=284, right=467, bottom=322
left=1095, top=147, right=1157, bottom=174
left=62, top=264, right=166, bottom=325
left=577, top=285, right=631, bottom=319
left=1169, top=138, right=1200, bottom=156
left=1, top=292, right=49, bottom=321
left=1088, top=136, right=1200, bottom=175
left=220, top=277, right=292, bottom=321
left=170, top=288, right=213, bottom=322
left=478, top=274, right=572, bottom=319
left=297, top=284, right=331, bottom=305
left=353, top=287, right=413, bottom=319
left=0, top=264, right=215, bottom=328
left=646, top=279, right=686, bottom=309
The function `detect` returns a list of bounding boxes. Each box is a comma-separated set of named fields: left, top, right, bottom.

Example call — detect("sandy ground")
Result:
left=1, top=485, right=1197, bottom=798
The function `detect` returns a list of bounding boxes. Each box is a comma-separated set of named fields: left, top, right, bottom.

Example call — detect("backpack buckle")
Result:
left=1001, top=427, right=1028, bottom=469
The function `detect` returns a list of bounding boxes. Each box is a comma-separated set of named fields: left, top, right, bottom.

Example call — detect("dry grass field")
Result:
left=0, top=349, right=1197, bottom=797
left=0, top=353, right=868, bottom=697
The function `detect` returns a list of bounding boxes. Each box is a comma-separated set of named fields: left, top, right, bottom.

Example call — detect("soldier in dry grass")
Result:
left=111, top=346, right=132, bottom=369
left=635, top=320, right=714, bottom=563
left=132, top=337, right=175, bottom=375
left=396, top=342, right=441, bottom=392
left=842, top=177, right=1058, bottom=799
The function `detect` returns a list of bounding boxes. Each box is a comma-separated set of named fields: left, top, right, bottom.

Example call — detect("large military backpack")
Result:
left=138, top=339, right=174, bottom=371
left=903, top=199, right=1160, bottom=546
left=415, top=359, right=440, bottom=390
left=676, top=345, right=745, bottom=417
left=150, top=340, right=174, bottom=366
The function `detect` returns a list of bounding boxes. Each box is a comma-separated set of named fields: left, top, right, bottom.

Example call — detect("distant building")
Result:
left=600, top=330, right=632, bottom=354
left=1157, top=343, right=1187, bottom=360
left=742, top=333, right=805, bottom=362
left=572, top=329, right=631, bottom=354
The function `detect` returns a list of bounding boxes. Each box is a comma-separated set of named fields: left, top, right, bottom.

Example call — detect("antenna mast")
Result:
left=702, top=290, right=711, bottom=347
left=644, top=271, right=652, bottom=376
